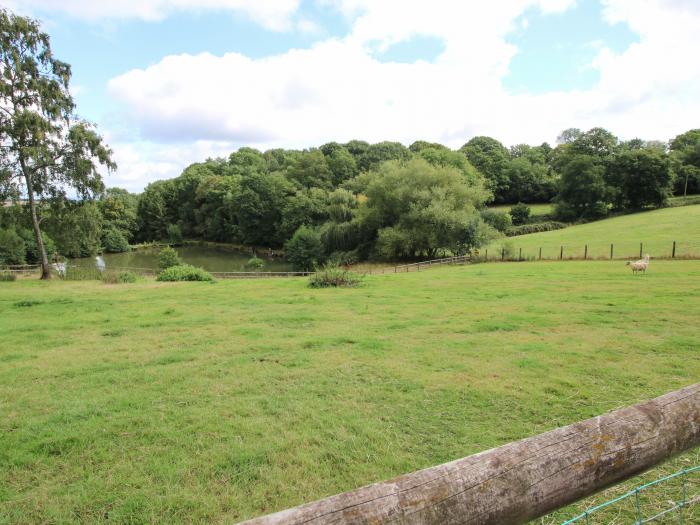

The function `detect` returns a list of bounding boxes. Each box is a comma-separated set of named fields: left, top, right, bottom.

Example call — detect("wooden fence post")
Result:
left=538, top=247, right=542, bottom=260
left=518, top=248, right=522, bottom=261
left=610, top=243, right=614, bottom=260
left=240, top=384, right=700, bottom=525
left=640, top=242, right=643, bottom=259
left=560, top=245, right=563, bottom=260
left=584, top=244, right=587, bottom=260
left=502, top=249, right=505, bottom=261
left=672, top=241, right=676, bottom=258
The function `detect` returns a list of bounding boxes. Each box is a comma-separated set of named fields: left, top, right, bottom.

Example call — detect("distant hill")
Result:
left=487, top=204, right=700, bottom=260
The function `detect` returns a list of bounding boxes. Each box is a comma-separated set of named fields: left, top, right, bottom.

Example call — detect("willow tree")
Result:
left=0, top=9, right=115, bottom=279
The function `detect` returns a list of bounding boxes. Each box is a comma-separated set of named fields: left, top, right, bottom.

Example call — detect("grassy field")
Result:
left=488, top=204, right=700, bottom=260
left=1, top=261, right=700, bottom=524
left=489, top=202, right=554, bottom=217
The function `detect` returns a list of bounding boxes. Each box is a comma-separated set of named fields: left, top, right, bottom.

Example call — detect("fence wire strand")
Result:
left=560, top=466, right=700, bottom=524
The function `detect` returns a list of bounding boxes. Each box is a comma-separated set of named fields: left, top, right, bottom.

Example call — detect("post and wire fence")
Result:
left=479, top=240, right=700, bottom=263
left=554, top=465, right=700, bottom=524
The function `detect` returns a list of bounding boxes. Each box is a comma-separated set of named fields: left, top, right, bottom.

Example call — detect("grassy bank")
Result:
left=488, top=204, right=700, bottom=259
left=1, top=261, right=699, bottom=523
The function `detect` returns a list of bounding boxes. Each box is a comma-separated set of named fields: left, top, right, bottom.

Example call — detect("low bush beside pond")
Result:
left=156, top=264, right=214, bottom=282
left=101, top=271, right=139, bottom=284
left=308, top=265, right=362, bottom=288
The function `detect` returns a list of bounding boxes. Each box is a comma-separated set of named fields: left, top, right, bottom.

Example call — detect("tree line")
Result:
left=2, top=128, right=700, bottom=270
left=2, top=9, right=700, bottom=273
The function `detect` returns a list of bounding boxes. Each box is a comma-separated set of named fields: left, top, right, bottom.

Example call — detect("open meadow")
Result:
left=488, top=204, right=700, bottom=259
left=1, top=260, right=700, bottom=523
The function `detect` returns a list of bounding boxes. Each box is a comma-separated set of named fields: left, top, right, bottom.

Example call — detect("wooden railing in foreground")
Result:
left=240, top=383, right=700, bottom=525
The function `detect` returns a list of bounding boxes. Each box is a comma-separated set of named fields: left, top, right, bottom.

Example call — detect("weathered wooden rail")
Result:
left=240, top=384, right=700, bottom=525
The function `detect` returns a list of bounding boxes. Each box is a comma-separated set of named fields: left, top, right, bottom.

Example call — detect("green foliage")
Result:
left=102, top=227, right=130, bottom=253
left=555, top=155, right=610, bottom=220
left=285, top=226, right=324, bottom=271
left=480, top=209, right=512, bottom=233
left=308, top=265, right=363, bottom=288
left=355, top=141, right=411, bottom=173
left=326, top=250, right=359, bottom=266
left=46, top=202, right=103, bottom=258
left=418, top=147, right=484, bottom=187
left=460, top=136, right=510, bottom=202
left=669, top=129, right=700, bottom=195
left=98, top=188, right=138, bottom=242
left=101, top=271, right=138, bottom=284
left=0, top=9, right=114, bottom=276
left=0, top=271, right=17, bottom=281
left=506, top=221, right=568, bottom=237
left=158, top=246, right=181, bottom=270
left=136, top=181, right=171, bottom=241
left=63, top=266, right=102, bottom=281
left=509, top=203, right=531, bottom=225
left=606, top=148, right=672, bottom=209
left=0, top=228, right=26, bottom=265
left=246, top=257, right=265, bottom=270
left=358, top=158, right=492, bottom=259
left=156, top=264, right=214, bottom=282
left=166, top=223, right=184, bottom=245
left=287, top=149, right=333, bottom=189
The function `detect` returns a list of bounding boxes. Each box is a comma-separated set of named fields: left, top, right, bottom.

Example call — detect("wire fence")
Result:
left=364, top=255, right=471, bottom=275
left=481, top=240, right=700, bottom=262
left=558, top=466, right=700, bottom=524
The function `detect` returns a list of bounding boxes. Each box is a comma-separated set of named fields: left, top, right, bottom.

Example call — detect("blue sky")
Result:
left=4, top=0, right=699, bottom=190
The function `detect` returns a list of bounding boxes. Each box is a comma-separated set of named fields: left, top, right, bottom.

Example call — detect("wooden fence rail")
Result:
left=239, top=383, right=700, bottom=525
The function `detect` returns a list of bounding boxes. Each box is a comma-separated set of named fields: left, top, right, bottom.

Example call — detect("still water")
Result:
left=72, top=245, right=292, bottom=273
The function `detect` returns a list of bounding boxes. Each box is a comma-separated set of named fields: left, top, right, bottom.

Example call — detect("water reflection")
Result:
left=72, top=245, right=292, bottom=273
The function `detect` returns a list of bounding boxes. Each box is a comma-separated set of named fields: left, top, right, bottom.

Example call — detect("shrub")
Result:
left=285, top=225, right=324, bottom=271
left=246, top=257, right=265, bottom=270
left=308, top=265, right=362, bottom=288
left=327, top=250, right=359, bottom=266
left=157, top=264, right=213, bottom=282
left=103, top=227, right=130, bottom=253
left=63, top=266, right=102, bottom=280
left=166, top=224, right=183, bottom=245
left=0, top=229, right=26, bottom=265
left=102, top=271, right=138, bottom=284
left=0, top=272, right=17, bottom=281
left=509, top=203, right=531, bottom=225
left=505, top=221, right=568, bottom=237
left=480, top=209, right=512, bottom=232
left=158, top=246, right=181, bottom=270
left=18, top=228, right=56, bottom=264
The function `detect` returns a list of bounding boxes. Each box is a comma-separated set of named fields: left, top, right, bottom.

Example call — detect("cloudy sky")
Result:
left=4, top=0, right=700, bottom=191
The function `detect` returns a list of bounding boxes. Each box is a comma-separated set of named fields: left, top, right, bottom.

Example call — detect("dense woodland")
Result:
left=2, top=127, right=700, bottom=269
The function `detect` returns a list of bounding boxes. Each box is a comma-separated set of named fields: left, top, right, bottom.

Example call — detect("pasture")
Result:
left=489, top=204, right=700, bottom=259
left=1, top=260, right=700, bottom=523
left=489, top=202, right=554, bottom=217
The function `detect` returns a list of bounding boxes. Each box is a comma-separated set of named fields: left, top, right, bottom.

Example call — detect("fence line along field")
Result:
left=487, top=204, right=700, bottom=260
left=1, top=260, right=699, bottom=523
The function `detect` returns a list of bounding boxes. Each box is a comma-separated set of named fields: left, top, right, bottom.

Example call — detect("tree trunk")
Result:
left=22, top=166, right=50, bottom=280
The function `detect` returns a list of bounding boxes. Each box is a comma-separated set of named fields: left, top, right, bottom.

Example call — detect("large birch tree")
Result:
left=0, top=9, right=115, bottom=279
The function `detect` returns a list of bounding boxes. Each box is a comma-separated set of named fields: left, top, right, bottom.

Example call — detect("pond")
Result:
left=72, top=245, right=293, bottom=273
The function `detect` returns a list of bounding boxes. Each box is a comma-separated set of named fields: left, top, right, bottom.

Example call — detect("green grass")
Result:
left=1, top=261, right=700, bottom=524
left=488, top=204, right=700, bottom=259
left=489, top=202, right=554, bottom=217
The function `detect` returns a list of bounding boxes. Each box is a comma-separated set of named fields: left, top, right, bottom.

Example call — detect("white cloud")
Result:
left=4, top=0, right=301, bottom=31
left=99, top=0, right=700, bottom=189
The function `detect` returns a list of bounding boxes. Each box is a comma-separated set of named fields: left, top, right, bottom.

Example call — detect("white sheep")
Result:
left=626, top=254, right=650, bottom=274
